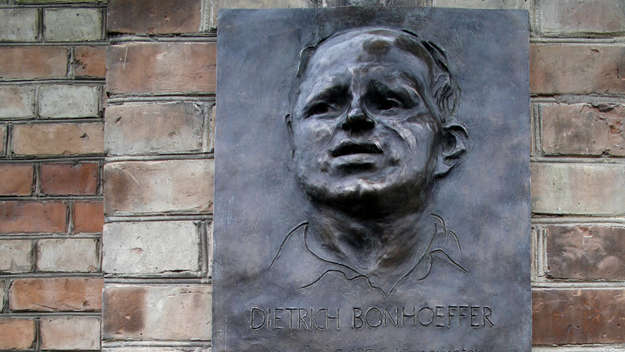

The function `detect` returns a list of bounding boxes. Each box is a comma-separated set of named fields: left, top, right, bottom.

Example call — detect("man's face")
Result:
left=290, top=32, right=442, bottom=211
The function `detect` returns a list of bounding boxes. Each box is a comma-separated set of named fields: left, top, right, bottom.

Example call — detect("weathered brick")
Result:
left=104, top=159, right=214, bottom=215
left=0, top=8, right=38, bottom=42
left=105, top=102, right=205, bottom=155
left=0, top=124, right=4, bottom=155
left=0, top=201, right=66, bottom=233
left=530, top=44, right=625, bottom=95
left=73, top=201, right=104, bottom=233
left=10, top=277, right=103, bottom=311
left=44, top=8, right=103, bottom=42
left=108, top=0, right=201, bottom=34
left=536, top=0, right=625, bottom=36
left=324, top=0, right=427, bottom=6
left=103, top=285, right=211, bottom=340
left=103, top=221, right=200, bottom=275
left=0, top=86, right=36, bottom=119
left=74, top=46, right=106, bottom=78
left=541, top=103, right=625, bottom=157
left=0, top=46, right=68, bottom=80
left=545, top=225, right=625, bottom=281
left=39, top=85, right=99, bottom=118
left=533, top=289, right=625, bottom=345
left=103, top=348, right=209, bottom=352
left=0, top=240, right=31, bottom=273
left=531, top=163, right=625, bottom=216
left=40, top=163, right=98, bottom=195
left=433, top=0, right=529, bottom=9
left=107, top=42, right=216, bottom=95
left=0, top=280, right=5, bottom=311
left=12, top=122, right=104, bottom=156
left=0, top=319, right=35, bottom=349
left=40, top=316, right=100, bottom=350
left=0, top=164, right=33, bottom=195
left=37, top=239, right=99, bottom=272
left=210, top=0, right=314, bottom=27
left=18, top=0, right=103, bottom=2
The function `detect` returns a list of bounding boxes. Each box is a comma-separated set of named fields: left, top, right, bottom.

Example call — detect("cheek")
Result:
left=293, top=120, right=334, bottom=149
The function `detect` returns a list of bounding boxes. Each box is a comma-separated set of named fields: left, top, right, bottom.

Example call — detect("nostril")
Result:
left=341, top=111, right=375, bottom=131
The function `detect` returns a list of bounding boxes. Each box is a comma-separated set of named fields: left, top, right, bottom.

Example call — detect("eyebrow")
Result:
left=303, top=83, right=349, bottom=108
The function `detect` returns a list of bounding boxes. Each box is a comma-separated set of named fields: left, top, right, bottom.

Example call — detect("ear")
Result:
left=285, top=113, right=295, bottom=158
left=434, top=122, right=468, bottom=177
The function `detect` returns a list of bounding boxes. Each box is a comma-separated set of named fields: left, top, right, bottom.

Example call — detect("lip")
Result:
left=330, top=140, right=383, bottom=157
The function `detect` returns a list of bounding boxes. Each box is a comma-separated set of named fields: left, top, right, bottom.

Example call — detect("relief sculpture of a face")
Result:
left=278, top=27, right=469, bottom=295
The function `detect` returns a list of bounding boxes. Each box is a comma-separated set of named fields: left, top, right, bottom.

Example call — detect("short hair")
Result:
left=290, top=27, right=460, bottom=124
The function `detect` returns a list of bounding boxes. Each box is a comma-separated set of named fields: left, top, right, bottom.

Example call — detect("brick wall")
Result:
left=0, top=0, right=106, bottom=350
left=1, top=0, right=624, bottom=350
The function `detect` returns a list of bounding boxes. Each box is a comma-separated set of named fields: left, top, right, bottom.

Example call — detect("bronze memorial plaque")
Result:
left=213, top=7, right=530, bottom=352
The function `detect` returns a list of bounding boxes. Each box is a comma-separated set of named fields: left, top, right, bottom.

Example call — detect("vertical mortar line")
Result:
left=534, top=103, right=543, bottom=157
left=34, top=162, right=40, bottom=196
left=201, top=103, right=210, bottom=153
left=530, top=225, right=536, bottom=282
left=100, top=6, right=107, bottom=43
left=67, top=199, right=74, bottom=235
left=34, top=315, right=41, bottom=352
left=533, top=0, right=542, bottom=38
left=6, top=123, right=13, bottom=160
left=68, top=46, right=75, bottom=80
left=34, top=85, right=40, bottom=120
left=32, top=239, right=38, bottom=274
left=197, top=220, right=208, bottom=277
left=200, top=0, right=210, bottom=32
left=540, top=226, right=548, bottom=279
left=96, top=158, right=103, bottom=196
left=37, top=7, right=43, bottom=43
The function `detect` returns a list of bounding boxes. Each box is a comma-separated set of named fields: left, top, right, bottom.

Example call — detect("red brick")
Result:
left=0, top=164, right=33, bottom=195
left=0, top=201, right=66, bottom=233
left=0, top=46, right=68, bottom=80
left=41, top=316, right=100, bottom=349
left=0, top=319, right=35, bottom=349
left=10, top=277, right=103, bottom=311
left=12, top=122, right=104, bottom=156
left=73, top=46, right=106, bottom=78
left=533, top=289, right=625, bottom=345
left=545, top=225, right=625, bottom=281
left=537, top=0, right=625, bottom=36
left=104, top=160, right=213, bottom=215
left=40, top=163, right=98, bottom=195
left=107, top=42, right=216, bottom=95
left=73, top=201, right=104, bottom=233
left=530, top=44, right=625, bottom=95
left=541, top=103, right=625, bottom=156
left=108, top=0, right=201, bottom=34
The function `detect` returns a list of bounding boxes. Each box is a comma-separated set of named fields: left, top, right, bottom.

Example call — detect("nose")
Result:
left=341, top=102, right=375, bottom=133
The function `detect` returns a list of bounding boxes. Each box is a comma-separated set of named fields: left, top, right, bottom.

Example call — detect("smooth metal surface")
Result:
left=214, top=7, right=530, bottom=352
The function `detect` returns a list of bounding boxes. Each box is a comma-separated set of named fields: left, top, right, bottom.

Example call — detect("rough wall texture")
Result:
left=0, top=0, right=106, bottom=351
left=1, top=0, right=624, bottom=350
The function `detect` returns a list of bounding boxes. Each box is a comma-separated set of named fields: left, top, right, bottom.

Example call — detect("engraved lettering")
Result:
left=418, top=306, right=434, bottom=327
left=483, top=306, right=494, bottom=327
left=447, top=305, right=457, bottom=327
left=250, top=307, right=266, bottom=329
left=470, top=306, right=481, bottom=328
left=365, top=307, right=383, bottom=328
left=402, top=306, right=416, bottom=327
left=435, top=306, right=446, bottom=328
left=353, top=307, right=363, bottom=329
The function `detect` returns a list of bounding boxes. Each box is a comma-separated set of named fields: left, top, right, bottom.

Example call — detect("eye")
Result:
left=305, top=102, right=336, bottom=117
left=376, top=96, right=403, bottom=110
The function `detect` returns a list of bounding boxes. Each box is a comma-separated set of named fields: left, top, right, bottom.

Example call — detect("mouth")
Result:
left=330, top=140, right=383, bottom=157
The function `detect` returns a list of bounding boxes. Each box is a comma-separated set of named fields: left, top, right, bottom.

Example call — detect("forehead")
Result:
left=302, top=31, right=434, bottom=86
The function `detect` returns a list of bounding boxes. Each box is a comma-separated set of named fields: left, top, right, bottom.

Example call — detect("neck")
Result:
left=306, top=203, right=432, bottom=275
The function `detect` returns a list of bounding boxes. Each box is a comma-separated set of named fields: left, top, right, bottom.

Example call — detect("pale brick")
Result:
left=537, top=0, right=625, bottom=36
left=44, top=8, right=103, bottom=42
left=541, top=103, right=625, bottom=157
left=104, top=348, right=210, bottom=352
left=531, top=44, right=625, bottom=95
left=12, top=122, right=104, bottom=156
left=0, top=46, right=68, bottom=80
left=211, top=0, right=314, bottom=28
left=107, top=42, right=216, bottom=94
left=39, top=85, right=99, bottom=118
left=10, top=277, right=103, bottom=311
left=40, top=316, right=100, bottom=350
left=108, top=0, right=202, bottom=34
left=545, top=225, right=625, bottom=281
left=103, top=285, right=211, bottom=340
left=433, top=0, right=529, bottom=9
left=0, top=86, right=35, bottom=119
left=324, top=0, right=426, bottom=6
left=37, top=239, right=99, bottom=272
left=103, top=221, right=200, bottom=275
left=0, top=240, right=32, bottom=273
left=0, top=319, right=35, bottom=349
left=531, top=163, right=625, bottom=216
left=105, top=102, right=205, bottom=155
left=0, top=8, right=38, bottom=42
left=104, top=159, right=214, bottom=215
